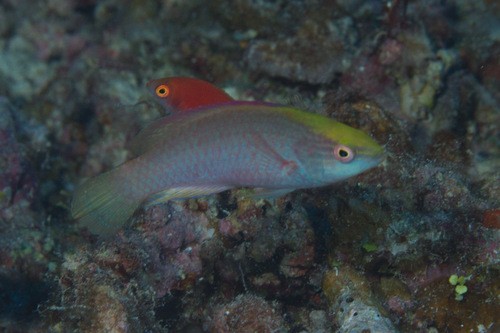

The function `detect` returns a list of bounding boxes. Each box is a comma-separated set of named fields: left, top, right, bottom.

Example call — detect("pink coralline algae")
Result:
left=0, top=98, right=35, bottom=211
left=0, top=99, right=54, bottom=332
left=207, top=294, right=285, bottom=333
left=134, top=203, right=214, bottom=297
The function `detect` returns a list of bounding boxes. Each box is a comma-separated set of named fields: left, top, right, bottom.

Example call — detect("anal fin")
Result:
left=145, top=185, right=230, bottom=207
left=250, top=188, right=295, bottom=199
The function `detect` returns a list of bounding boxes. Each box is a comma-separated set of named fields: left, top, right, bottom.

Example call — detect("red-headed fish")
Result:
left=146, top=77, right=234, bottom=113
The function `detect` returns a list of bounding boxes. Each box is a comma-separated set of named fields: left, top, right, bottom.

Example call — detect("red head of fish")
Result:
left=146, top=77, right=234, bottom=113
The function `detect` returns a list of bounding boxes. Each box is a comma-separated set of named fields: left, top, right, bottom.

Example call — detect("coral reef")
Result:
left=0, top=0, right=498, bottom=332
left=207, top=294, right=285, bottom=333
left=323, top=268, right=398, bottom=333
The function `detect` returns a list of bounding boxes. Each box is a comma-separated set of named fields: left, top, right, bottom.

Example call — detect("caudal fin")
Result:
left=71, top=168, right=141, bottom=236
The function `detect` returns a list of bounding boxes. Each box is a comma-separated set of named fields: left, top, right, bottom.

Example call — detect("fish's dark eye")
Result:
left=155, top=84, right=170, bottom=98
left=334, top=145, right=354, bottom=163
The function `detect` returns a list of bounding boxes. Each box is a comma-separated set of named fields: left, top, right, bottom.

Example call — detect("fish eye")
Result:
left=155, top=84, right=170, bottom=98
left=334, top=145, right=354, bottom=163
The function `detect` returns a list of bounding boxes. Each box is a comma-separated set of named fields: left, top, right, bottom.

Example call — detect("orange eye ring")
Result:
left=155, top=84, right=170, bottom=98
left=334, top=145, right=354, bottom=163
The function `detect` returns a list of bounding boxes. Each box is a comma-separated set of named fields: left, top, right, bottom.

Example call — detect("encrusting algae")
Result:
left=71, top=79, right=384, bottom=236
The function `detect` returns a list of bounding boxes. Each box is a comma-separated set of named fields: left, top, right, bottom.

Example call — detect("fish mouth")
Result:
left=354, top=144, right=385, bottom=170
left=372, top=153, right=386, bottom=167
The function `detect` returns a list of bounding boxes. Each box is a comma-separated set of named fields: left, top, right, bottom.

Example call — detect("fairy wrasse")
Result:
left=71, top=101, right=384, bottom=236
left=147, top=77, right=234, bottom=113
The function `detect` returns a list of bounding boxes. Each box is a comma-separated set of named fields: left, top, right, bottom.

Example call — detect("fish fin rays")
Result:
left=249, top=131, right=299, bottom=177
left=250, top=188, right=295, bottom=199
left=145, top=185, right=231, bottom=207
left=129, top=107, right=215, bottom=156
left=71, top=168, right=141, bottom=237
left=129, top=117, right=175, bottom=156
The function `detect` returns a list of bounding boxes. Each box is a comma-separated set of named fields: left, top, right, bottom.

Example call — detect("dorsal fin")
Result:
left=128, top=101, right=286, bottom=156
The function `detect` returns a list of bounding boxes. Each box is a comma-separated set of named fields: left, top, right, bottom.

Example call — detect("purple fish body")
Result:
left=134, top=104, right=315, bottom=188
left=72, top=102, right=384, bottom=235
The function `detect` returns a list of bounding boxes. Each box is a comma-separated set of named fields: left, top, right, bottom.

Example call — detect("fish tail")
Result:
left=71, top=167, right=142, bottom=236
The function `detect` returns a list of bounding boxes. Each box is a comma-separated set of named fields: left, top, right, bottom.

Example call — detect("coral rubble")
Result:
left=0, top=0, right=498, bottom=332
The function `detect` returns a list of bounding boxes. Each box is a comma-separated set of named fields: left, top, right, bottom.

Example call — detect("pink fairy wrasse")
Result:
left=146, top=77, right=234, bottom=113
left=71, top=101, right=384, bottom=236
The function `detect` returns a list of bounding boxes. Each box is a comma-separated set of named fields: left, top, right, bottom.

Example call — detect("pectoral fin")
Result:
left=145, top=185, right=231, bottom=207
left=250, top=132, right=299, bottom=177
